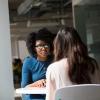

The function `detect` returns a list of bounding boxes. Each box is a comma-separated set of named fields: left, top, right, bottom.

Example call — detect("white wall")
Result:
left=11, top=38, right=29, bottom=61
left=18, top=40, right=29, bottom=60
left=0, top=0, right=14, bottom=100
left=11, top=38, right=20, bottom=58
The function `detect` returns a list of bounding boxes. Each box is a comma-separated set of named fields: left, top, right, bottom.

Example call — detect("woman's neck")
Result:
left=37, top=56, right=48, bottom=61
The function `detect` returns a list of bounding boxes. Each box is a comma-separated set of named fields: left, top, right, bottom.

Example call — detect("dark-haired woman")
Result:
left=12, top=58, right=22, bottom=86
left=21, top=28, right=55, bottom=100
left=46, top=27, right=100, bottom=100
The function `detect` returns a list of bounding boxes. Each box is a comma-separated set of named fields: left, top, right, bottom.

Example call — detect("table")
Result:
left=16, top=87, right=46, bottom=94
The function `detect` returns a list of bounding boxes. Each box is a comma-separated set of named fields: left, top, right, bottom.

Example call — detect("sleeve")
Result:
left=46, top=64, right=56, bottom=100
left=21, top=57, right=32, bottom=87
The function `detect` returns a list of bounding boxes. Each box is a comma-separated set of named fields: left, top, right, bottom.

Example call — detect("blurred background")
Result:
left=8, top=0, right=100, bottom=86
left=8, top=0, right=100, bottom=99
left=9, top=0, right=72, bottom=60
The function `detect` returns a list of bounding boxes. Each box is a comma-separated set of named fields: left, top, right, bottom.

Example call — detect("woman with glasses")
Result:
left=21, top=28, right=55, bottom=100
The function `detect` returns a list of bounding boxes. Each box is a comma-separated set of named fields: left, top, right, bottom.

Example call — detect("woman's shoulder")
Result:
left=24, top=56, right=36, bottom=61
left=47, top=58, right=68, bottom=71
left=46, top=58, right=68, bottom=80
left=22, top=56, right=37, bottom=70
left=23, top=56, right=37, bottom=64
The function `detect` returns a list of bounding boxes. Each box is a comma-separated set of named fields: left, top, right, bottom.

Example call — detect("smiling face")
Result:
left=35, top=40, right=50, bottom=61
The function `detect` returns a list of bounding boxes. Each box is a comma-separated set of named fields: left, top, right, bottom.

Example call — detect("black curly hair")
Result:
left=26, top=28, right=56, bottom=57
left=26, top=32, right=36, bottom=57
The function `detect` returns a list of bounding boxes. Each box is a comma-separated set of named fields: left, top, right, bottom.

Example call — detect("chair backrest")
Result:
left=55, top=84, right=100, bottom=100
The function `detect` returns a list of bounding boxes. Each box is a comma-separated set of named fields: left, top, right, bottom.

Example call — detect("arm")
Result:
left=26, top=79, right=46, bottom=88
left=46, top=64, right=56, bottom=100
left=21, top=57, right=32, bottom=87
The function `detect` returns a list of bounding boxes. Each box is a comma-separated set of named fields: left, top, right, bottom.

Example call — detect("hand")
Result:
left=26, top=79, right=46, bottom=88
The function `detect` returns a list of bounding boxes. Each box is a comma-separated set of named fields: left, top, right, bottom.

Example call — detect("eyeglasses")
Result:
left=35, top=44, right=49, bottom=49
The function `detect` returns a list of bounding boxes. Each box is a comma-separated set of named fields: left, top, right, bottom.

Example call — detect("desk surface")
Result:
left=16, top=87, right=46, bottom=94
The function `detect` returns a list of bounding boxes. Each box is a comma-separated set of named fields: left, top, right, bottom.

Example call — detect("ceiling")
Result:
left=8, top=0, right=73, bottom=39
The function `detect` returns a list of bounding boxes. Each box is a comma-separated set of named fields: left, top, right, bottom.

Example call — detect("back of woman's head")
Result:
left=54, top=26, right=98, bottom=84
left=54, top=27, right=88, bottom=61
left=12, top=58, right=22, bottom=67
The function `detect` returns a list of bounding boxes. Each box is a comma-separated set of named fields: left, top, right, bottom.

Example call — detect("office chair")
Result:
left=55, top=84, right=100, bottom=100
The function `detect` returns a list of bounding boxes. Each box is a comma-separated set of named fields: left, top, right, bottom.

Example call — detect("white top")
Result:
left=46, top=58, right=100, bottom=100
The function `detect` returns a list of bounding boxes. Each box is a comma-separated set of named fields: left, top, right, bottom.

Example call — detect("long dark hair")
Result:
left=54, top=27, right=99, bottom=84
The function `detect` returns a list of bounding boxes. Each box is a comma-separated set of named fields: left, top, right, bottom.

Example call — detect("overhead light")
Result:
left=17, top=0, right=43, bottom=15
left=17, top=0, right=33, bottom=15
